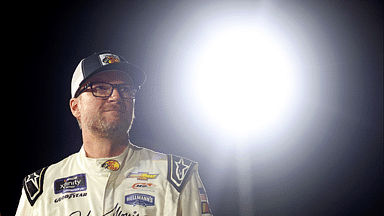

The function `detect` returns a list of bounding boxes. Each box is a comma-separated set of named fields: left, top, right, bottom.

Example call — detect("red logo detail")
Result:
left=101, top=160, right=120, bottom=171
left=132, top=183, right=157, bottom=189
left=102, top=55, right=120, bottom=64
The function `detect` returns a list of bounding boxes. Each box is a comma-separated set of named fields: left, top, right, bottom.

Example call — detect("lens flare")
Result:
left=189, top=26, right=296, bottom=138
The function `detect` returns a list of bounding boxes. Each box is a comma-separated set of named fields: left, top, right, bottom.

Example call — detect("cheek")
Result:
left=125, top=100, right=135, bottom=113
left=80, top=99, right=101, bottom=118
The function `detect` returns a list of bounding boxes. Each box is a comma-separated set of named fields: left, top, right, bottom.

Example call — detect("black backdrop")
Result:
left=7, top=0, right=383, bottom=215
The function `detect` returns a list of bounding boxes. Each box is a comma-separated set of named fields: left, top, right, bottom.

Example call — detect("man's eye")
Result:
left=96, top=86, right=106, bottom=90
left=120, top=86, right=133, bottom=92
left=94, top=85, right=109, bottom=91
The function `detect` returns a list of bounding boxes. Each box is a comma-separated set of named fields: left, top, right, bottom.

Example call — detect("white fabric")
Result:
left=16, top=143, right=212, bottom=216
left=71, top=59, right=85, bottom=98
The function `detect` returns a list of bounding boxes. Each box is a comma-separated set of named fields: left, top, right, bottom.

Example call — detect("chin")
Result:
left=104, top=118, right=132, bottom=133
left=86, top=113, right=134, bottom=136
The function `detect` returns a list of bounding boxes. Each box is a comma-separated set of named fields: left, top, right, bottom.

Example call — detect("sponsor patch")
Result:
left=199, top=187, right=208, bottom=202
left=54, top=174, right=87, bottom=194
left=127, top=172, right=159, bottom=181
left=54, top=192, right=87, bottom=203
left=125, top=193, right=155, bottom=207
left=167, top=155, right=197, bottom=192
left=132, top=183, right=157, bottom=189
left=201, top=202, right=211, bottom=214
left=23, top=166, right=49, bottom=206
left=199, top=187, right=212, bottom=214
left=99, top=53, right=121, bottom=66
left=101, top=160, right=120, bottom=171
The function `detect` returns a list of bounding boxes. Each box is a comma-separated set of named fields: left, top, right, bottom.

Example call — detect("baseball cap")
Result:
left=71, top=50, right=147, bottom=98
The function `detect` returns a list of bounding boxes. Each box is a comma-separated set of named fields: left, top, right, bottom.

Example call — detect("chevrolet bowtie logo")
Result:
left=127, top=172, right=159, bottom=180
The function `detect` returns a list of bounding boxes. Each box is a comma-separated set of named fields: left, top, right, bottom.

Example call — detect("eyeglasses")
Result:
left=75, top=82, right=138, bottom=99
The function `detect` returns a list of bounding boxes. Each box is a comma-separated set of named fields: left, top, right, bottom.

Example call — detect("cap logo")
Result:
left=99, top=53, right=121, bottom=66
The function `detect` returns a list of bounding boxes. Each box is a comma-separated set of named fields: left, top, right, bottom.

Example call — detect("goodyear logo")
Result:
left=127, top=172, right=159, bottom=181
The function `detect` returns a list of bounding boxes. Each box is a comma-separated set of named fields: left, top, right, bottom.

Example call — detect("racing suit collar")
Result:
left=78, top=144, right=132, bottom=175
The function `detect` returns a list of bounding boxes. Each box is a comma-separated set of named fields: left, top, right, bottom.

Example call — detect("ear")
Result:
left=69, top=97, right=81, bottom=119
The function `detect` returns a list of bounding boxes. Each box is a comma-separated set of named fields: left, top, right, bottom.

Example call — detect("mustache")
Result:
left=101, top=103, right=128, bottom=112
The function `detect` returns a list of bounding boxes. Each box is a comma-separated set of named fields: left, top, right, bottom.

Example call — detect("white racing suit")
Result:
left=16, top=143, right=212, bottom=216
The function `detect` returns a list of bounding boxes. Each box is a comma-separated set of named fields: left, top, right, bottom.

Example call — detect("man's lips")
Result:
left=103, top=105, right=126, bottom=113
left=104, top=108, right=124, bottom=112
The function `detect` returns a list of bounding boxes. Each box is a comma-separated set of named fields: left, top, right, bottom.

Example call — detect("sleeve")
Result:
left=178, top=169, right=213, bottom=216
left=16, top=166, right=48, bottom=216
left=15, top=188, right=33, bottom=216
left=167, top=154, right=213, bottom=215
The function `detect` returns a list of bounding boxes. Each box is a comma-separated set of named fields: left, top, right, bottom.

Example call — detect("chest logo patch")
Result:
left=102, top=160, right=120, bottom=171
left=132, top=183, right=157, bottom=189
left=54, top=173, right=87, bottom=194
left=125, top=193, right=155, bottom=207
left=127, top=172, right=159, bottom=180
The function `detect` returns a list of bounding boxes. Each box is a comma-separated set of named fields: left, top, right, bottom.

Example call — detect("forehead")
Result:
left=88, top=70, right=133, bottom=84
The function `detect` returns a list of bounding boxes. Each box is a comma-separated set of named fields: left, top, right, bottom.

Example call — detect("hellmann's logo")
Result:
left=125, top=193, right=155, bottom=207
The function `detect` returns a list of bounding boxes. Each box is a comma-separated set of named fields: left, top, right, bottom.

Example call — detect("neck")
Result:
left=82, top=130, right=129, bottom=158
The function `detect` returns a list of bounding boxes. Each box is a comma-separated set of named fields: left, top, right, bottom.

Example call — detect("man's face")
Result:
left=71, top=71, right=135, bottom=137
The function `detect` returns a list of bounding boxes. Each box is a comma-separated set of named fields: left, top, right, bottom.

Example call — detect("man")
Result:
left=16, top=51, right=212, bottom=215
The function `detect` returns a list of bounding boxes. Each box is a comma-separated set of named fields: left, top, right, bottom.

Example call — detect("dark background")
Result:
left=7, top=0, right=383, bottom=215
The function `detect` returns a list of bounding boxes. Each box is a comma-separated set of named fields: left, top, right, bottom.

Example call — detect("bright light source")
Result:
left=188, top=24, right=296, bottom=139
left=180, top=18, right=300, bottom=216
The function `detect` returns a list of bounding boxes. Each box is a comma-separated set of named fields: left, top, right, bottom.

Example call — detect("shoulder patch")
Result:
left=23, top=166, right=49, bottom=206
left=167, top=154, right=197, bottom=192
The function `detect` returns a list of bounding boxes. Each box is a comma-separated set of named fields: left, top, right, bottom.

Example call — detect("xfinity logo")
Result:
left=54, top=174, right=87, bottom=194
left=60, top=179, right=82, bottom=189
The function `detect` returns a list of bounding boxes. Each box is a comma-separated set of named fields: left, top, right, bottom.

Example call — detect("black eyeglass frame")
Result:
left=74, top=82, right=139, bottom=99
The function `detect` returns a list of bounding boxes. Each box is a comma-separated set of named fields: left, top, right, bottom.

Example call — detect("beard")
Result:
left=83, top=105, right=134, bottom=138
